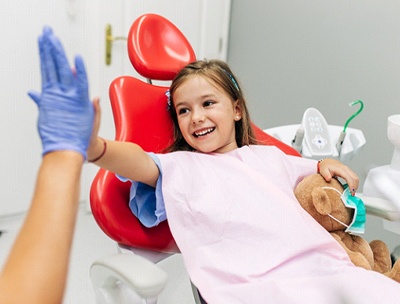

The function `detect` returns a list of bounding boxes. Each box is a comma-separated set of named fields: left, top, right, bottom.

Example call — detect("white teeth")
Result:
left=194, top=127, right=214, bottom=137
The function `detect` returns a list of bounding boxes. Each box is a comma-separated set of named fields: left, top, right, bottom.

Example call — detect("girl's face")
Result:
left=173, top=75, right=242, bottom=153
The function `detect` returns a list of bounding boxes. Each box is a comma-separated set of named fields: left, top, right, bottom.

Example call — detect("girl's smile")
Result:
left=193, top=127, right=216, bottom=138
left=173, top=75, right=242, bottom=153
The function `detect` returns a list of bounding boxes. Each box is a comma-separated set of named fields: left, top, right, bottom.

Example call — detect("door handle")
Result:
left=105, top=24, right=127, bottom=65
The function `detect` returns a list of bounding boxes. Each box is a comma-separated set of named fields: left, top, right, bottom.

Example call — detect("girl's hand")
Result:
left=86, top=97, right=103, bottom=161
left=318, top=158, right=359, bottom=195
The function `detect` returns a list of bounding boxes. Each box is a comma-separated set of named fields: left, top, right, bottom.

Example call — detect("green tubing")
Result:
left=343, top=100, right=364, bottom=132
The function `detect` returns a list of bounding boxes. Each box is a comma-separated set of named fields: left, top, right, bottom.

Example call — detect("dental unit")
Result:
left=265, top=104, right=400, bottom=235
left=267, top=100, right=366, bottom=162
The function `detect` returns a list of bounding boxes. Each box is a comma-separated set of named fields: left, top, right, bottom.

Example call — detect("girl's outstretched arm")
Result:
left=87, top=99, right=159, bottom=187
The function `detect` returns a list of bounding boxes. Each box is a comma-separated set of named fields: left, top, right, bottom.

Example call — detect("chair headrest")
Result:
left=128, top=14, right=196, bottom=81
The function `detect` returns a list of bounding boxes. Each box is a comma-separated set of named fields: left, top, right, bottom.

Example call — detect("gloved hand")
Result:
left=28, top=26, right=94, bottom=159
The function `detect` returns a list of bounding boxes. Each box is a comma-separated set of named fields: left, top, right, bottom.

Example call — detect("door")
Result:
left=0, top=0, right=126, bottom=216
left=122, top=0, right=231, bottom=63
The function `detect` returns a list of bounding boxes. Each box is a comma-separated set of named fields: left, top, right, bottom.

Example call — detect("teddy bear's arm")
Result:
left=331, top=232, right=373, bottom=270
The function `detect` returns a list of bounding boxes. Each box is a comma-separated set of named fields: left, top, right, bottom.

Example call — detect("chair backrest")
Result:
left=128, top=13, right=196, bottom=81
left=90, top=14, right=300, bottom=253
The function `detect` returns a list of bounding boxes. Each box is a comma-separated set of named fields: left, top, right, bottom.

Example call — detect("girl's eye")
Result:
left=178, top=108, right=189, bottom=115
left=203, top=100, right=214, bottom=107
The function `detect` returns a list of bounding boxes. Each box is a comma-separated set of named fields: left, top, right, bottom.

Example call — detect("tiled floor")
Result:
left=0, top=204, right=195, bottom=303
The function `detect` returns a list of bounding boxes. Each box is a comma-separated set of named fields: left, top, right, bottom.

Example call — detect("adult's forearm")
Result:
left=0, top=151, right=83, bottom=303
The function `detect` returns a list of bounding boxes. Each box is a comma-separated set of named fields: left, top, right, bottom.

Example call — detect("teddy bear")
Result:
left=294, top=173, right=400, bottom=283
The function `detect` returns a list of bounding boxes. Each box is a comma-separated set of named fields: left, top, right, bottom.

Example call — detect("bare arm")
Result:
left=0, top=151, right=83, bottom=303
left=87, top=99, right=160, bottom=187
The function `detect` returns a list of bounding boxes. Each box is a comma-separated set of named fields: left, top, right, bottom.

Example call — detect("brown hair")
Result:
left=166, top=59, right=257, bottom=152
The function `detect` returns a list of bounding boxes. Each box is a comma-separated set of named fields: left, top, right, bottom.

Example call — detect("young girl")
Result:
left=87, top=59, right=400, bottom=303
left=88, top=59, right=359, bottom=226
left=39, top=29, right=400, bottom=303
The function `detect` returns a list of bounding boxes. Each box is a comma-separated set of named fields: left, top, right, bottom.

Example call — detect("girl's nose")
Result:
left=191, top=109, right=205, bottom=124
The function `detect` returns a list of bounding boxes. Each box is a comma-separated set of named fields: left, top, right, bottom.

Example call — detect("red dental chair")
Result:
left=90, top=13, right=300, bottom=304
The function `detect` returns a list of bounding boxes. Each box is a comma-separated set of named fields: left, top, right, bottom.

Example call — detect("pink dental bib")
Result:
left=157, top=146, right=400, bottom=303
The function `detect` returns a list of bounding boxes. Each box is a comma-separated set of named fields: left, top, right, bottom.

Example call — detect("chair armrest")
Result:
left=362, top=195, right=400, bottom=221
left=91, top=253, right=167, bottom=300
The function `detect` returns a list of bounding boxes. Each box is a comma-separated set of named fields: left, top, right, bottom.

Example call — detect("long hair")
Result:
left=166, top=59, right=257, bottom=152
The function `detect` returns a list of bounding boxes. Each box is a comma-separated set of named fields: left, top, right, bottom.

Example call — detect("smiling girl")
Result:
left=85, top=59, right=400, bottom=303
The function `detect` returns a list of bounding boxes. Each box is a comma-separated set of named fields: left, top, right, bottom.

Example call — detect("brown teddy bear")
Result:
left=294, top=173, right=400, bottom=282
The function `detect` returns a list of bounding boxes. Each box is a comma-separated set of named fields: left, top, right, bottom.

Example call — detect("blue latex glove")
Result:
left=28, top=26, right=94, bottom=159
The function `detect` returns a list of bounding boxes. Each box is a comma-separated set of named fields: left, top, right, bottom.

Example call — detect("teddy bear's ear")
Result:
left=311, top=188, right=332, bottom=215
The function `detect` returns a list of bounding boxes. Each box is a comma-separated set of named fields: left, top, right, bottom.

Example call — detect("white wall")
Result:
left=228, top=0, right=400, bottom=249
left=229, top=0, right=400, bottom=185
